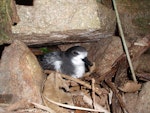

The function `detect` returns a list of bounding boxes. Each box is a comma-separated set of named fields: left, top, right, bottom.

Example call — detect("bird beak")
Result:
left=82, top=57, right=93, bottom=66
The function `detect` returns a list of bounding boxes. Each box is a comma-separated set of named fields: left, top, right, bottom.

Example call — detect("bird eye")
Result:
left=72, top=51, right=79, bottom=55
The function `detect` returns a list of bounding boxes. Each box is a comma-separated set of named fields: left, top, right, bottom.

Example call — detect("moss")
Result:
left=96, top=0, right=102, bottom=3
left=0, top=0, right=12, bottom=44
left=39, top=47, right=51, bottom=54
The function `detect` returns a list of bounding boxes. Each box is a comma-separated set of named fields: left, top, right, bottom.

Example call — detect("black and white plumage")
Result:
left=38, top=46, right=92, bottom=78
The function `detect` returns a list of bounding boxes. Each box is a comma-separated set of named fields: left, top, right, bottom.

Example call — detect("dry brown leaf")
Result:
left=118, top=80, right=141, bottom=93
left=42, top=71, right=73, bottom=113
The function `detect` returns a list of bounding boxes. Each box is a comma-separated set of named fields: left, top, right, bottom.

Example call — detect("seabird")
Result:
left=38, top=46, right=92, bottom=78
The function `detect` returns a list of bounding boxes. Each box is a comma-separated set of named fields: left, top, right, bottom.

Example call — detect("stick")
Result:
left=31, top=102, right=56, bottom=113
left=92, top=78, right=96, bottom=109
left=105, top=79, right=129, bottom=113
left=44, top=70, right=103, bottom=96
left=112, top=0, right=137, bottom=82
left=44, top=96, right=105, bottom=112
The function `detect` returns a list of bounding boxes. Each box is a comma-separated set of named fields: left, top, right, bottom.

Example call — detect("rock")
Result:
left=125, top=82, right=150, bottom=113
left=136, top=82, right=150, bottom=113
left=12, top=0, right=116, bottom=45
left=0, top=40, right=44, bottom=107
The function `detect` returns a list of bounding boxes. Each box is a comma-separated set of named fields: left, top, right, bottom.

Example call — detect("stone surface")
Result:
left=0, top=40, right=44, bottom=105
left=12, top=0, right=116, bottom=45
left=125, top=81, right=150, bottom=113
left=13, top=0, right=100, bottom=33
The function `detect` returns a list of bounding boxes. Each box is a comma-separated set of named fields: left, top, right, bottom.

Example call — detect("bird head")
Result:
left=65, top=46, right=92, bottom=66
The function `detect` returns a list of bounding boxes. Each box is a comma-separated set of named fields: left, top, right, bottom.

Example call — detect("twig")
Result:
left=44, top=70, right=103, bottom=96
left=136, top=72, right=150, bottom=81
left=44, top=96, right=104, bottom=112
left=112, top=0, right=137, bottom=82
left=97, top=66, right=118, bottom=82
left=105, top=79, right=129, bottom=113
left=92, top=78, right=96, bottom=109
left=31, top=102, right=56, bottom=113
left=10, top=0, right=20, bottom=24
left=80, top=93, right=110, bottom=113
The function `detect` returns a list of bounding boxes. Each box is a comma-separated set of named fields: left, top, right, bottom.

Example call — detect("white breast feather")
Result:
left=71, top=52, right=87, bottom=78
left=53, top=61, right=62, bottom=72
left=73, top=65, right=85, bottom=78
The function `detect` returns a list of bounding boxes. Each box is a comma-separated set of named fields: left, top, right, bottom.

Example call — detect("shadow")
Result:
left=0, top=44, right=9, bottom=59
left=15, top=0, right=34, bottom=6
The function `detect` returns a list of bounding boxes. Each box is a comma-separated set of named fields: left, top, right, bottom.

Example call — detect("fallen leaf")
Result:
left=118, top=80, right=141, bottom=93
